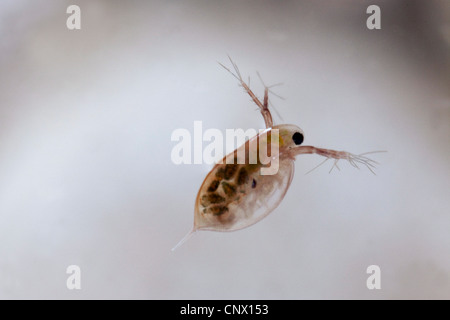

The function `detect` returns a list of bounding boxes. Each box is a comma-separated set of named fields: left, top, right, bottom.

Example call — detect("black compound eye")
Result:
left=292, top=132, right=304, bottom=145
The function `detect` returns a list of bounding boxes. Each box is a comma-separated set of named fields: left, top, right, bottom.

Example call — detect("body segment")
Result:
left=195, top=127, right=296, bottom=232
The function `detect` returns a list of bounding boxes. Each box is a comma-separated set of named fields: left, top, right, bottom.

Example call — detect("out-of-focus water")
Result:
left=0, top=0, right=449, bottom=299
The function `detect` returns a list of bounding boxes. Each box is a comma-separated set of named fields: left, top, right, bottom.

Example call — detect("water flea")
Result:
left=171, top=57, right=383, bottom=251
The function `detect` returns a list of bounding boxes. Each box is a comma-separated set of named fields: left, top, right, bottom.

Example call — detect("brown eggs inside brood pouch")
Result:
left=196, top=150, right=258, bottom=230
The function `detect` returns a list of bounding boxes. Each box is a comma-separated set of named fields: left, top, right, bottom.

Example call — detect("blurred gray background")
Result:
left=0, top=0, right=449, bottom=299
